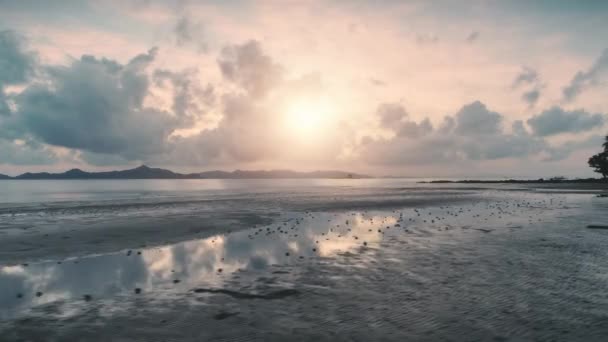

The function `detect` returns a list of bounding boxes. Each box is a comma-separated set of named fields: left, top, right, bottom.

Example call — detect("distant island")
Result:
left=0, top=165, right=370, bottom=180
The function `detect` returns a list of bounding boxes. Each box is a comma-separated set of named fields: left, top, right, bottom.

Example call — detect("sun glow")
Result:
left=284, top=98, right=333, bottom=137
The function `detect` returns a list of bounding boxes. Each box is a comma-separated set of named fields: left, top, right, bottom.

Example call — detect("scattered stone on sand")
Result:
left=35, top=292, right=43, bottom=297
left=173, top=279, right=181, bottom=284
left=134, top=288, right=141, bottom=294
left=587, top=225, right=608, bottom=229
left=192, top=288, right=300, bottom=300
left=213, top=311, right=240, bottom=320
left=475, top=228, right=493, bottom=233
left=83, top=294, right=92, bottom=301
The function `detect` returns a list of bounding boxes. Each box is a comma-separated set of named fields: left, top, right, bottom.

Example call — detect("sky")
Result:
left=0, top=0, right=607, bottom=178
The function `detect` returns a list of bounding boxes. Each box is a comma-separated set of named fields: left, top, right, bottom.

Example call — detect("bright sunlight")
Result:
left=284, top=98, right=334, bottom=138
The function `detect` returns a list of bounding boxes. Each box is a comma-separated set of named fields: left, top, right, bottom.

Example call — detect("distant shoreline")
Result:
left=0, top=165, right=370, bottom=180
left=420, top=178, right=607, bottom=184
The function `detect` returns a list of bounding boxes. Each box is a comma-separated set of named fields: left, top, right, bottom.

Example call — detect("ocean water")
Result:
left=0, top=179, right=607, bottom=341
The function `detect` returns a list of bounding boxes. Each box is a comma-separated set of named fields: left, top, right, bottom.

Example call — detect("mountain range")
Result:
left=2, top=165, right=369, bottom=180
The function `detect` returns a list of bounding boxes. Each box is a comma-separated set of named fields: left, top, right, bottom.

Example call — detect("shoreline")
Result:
left=420, top=178, right=606, bottom=184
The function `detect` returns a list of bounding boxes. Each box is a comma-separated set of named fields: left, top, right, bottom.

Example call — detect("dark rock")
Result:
left=213, top=311, right=240, bottom=320
left=587, top=225, right=608, bottom=229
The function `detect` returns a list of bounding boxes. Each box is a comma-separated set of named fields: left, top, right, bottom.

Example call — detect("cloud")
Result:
left=157, top=42, right=357, bottom=168
left=452, top=101, right=502, bottom=135
left=153, top=68, right=215, bottom=117
left=527, top=106, right=606, bottom=136
left=173, top=15, right=207, bottom=52
left=512, top=66, right=539, bottom=88
left=563, top=48, right=608, bottom=102
left=218, top=40, right=283, bottom=98
left=2, top=47, right=196, bottom=160
left=0, top=30, right=36, bottom=116
left=0, top=140, right=58, bottom=165
left=512, top=66, right=542, bottom=107
left=521, top=88, right=540, bottom=107
left=374, top=103, right=434, bottom=138
left=544, top=134, right=606, bottom=161
left=376, top=103, right=407, bottom=129
left=361, top=101, right=548, bottom=166
left=0, top=91, right=10, bottom=116
left=398, top=118, right=433, bottom=138
left=0, top=36, right=346, bottom=168
left=465, top=31, right=479, bottom=43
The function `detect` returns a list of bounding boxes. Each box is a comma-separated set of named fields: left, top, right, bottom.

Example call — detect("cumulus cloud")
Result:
left=218, top=40, right=283, bottom=98
left=153, top=68, right=215, bottom=117
left=0, top=29, right=604, bottom=173
left=2, top=47, right=196, bottom=160
left=0, top=91, right=10, bottom=116
left=0, top=140, right=57, bottom=165
left=0, top=30, right=36, bottom=116
left=544, top=134, right=606, bottom=162
left=527, top=106, right=606, bottom=136
left=361, top=101, right=547, bottom=165
left=158, top=42, right=348, bottom=166
left=376, top=103, right=407, bottom=129
left=374, top=103, right=434, bottom=138
left=398, top=118, right=433, bottom=138
left=452, top=101, right=502, bottom=135
left=563, top=48, right=608, bottom=102
left=0, top=36, right=345, bottom=168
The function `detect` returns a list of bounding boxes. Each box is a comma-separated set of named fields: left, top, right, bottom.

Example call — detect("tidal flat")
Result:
left=1, top=179, right=607, bottom=341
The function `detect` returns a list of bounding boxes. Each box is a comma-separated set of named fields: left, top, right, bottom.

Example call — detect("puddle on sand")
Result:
left=0, top=192, right=571, bottom=320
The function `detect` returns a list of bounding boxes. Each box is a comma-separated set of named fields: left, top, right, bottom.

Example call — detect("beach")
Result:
left=1, top=179, right=608, bottom=341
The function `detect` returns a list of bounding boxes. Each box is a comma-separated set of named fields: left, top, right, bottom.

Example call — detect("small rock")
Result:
left=587, top=225, right=608, bottom=229
left=213, top=311, right=239, bottom=320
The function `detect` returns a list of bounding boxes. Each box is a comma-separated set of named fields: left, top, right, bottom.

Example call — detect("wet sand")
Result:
left=1, top=182, right=607, bottom=341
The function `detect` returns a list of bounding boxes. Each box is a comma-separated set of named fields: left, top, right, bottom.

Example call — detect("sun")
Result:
left=284, top=98, right=333, bottom=137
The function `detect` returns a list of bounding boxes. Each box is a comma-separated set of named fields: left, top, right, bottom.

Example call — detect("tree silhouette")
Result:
left=588, top=135, right=608, bottom=179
